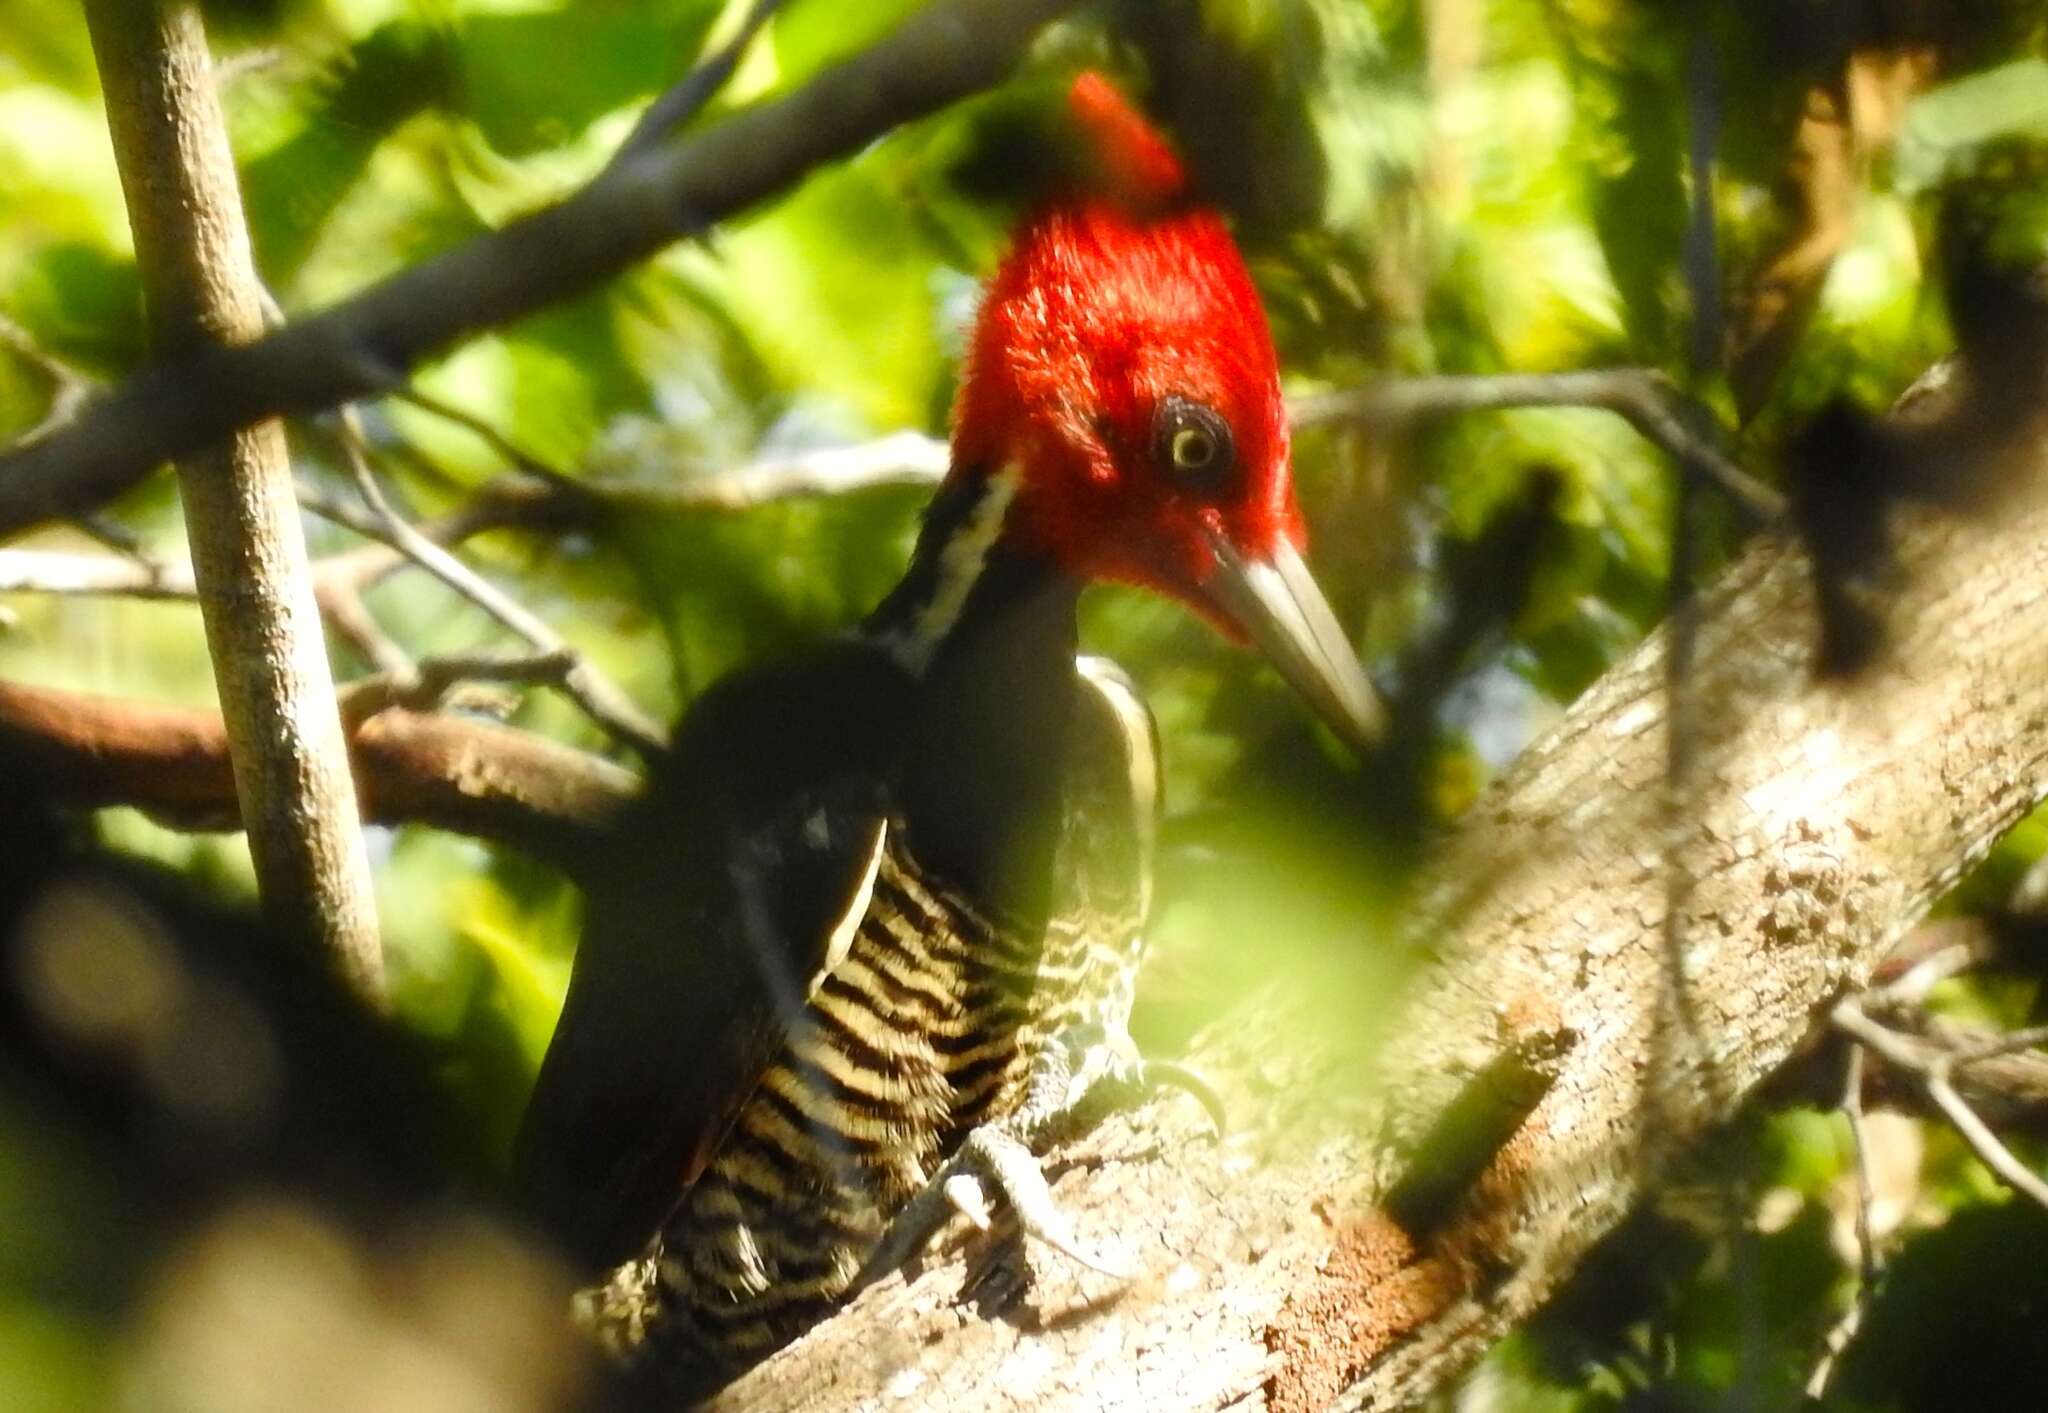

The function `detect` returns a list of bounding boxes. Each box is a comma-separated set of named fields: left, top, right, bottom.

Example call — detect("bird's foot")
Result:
left=852, top=1021, right=1222, bottom=1296
left=859, top=1123, right=1134, bottom=1292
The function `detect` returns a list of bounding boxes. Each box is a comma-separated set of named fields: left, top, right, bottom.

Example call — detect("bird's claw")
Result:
left=1135, top=1058, right=1227, bottom=1138
left=852, top=1025, right=1214, bottom=1297
left=854, top=1124, right=1131, bottom=1296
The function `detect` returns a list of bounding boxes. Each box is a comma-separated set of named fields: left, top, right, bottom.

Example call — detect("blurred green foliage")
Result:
left=4, top=0, right=2048, bottom=1407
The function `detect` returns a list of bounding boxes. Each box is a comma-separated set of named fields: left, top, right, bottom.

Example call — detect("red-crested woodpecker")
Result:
left=514, top=70, right=1379, bottom=1396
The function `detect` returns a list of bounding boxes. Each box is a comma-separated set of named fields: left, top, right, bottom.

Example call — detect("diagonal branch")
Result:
left=0, top=0, right=1078, bottom=541
left=713, top=377, right=2048, bottom=1412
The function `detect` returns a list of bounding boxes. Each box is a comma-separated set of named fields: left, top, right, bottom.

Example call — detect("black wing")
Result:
left=513, top=642, right=912, bottom=1273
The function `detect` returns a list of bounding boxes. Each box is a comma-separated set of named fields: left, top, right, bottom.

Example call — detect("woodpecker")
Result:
left=513, top=71, right=1379, bottom=1395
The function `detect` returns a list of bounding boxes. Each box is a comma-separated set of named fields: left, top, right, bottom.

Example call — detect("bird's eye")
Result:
left=1152, top=396, right=1235, bottom=491
left=1172, top=426, right=1217, bottom=469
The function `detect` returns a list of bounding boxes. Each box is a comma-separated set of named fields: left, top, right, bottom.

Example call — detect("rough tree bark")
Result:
left=83, top=0, right=384, bottom=1000
left=707, top=379, right=2048, bottom=1411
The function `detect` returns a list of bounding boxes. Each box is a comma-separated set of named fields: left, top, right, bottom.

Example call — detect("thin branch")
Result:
left=339, top=647, right=577, bottom=720
left=318, top=415, right=667, bottom=756
left=212, top=45, right=285, bottom=88
left=1924, top=1065, right=2048, bottom=1209
left=1868, top=920, right=1997, bottom=1005
left=0, top=422, right=945, bottom=629
left=1290, top=370, right=1787, bottom=523
left=1, top=317, right=198, bottom=571
left=1807, top=1044, right=1881, bottom=1399
left=610, top=430, right=948, bottom=510
left=0, top=310, right=92, bottom=422
left=1843, top=1045, right=1882, bottom=1293
left=1850, top=1010, right=2048, bottom=1141
left=0, top=0, right=1079, bottom=538
left=70, top=513, right=164, bottom=569
left=0, top=547, right=194, bottom=599
left=1833, top=997, right=2048, bottom=1213
left=387, top=389, right=595, bottom=502
left=317, top=579, right=413, bottom=678
left=609, top=0, right=785, bottom=168
left=313, top=482, right=579, bottom=597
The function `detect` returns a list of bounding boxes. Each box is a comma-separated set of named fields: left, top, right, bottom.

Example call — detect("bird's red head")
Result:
left=951, top=72, right=1380, bottom=746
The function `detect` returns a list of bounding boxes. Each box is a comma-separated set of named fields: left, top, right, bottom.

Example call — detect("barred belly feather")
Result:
left=634, top=835, right=1036, bottom=1367
left=604, top=662, right=1154, bottom=1382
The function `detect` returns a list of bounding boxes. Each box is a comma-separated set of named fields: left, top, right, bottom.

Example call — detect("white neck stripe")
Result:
left=873, top=465, right=1022, bottom=674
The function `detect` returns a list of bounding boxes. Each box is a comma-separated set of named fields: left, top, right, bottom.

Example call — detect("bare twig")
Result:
left=1850, top=1010, right=2048, bottom=1141
left=0, top=0, right=1080, bottom=538
left=0, top=310, right=94, bottom=441
left=317, top=580, right=413, bottom=678
left=340, top=647, right=577, bottom=720
left=0, top=541, right=404, bottom=678
left=1925, top=1066, right=2048, bottom=1208
left=609, top=0, right=785, bottom=168
left=1807, top=1043, right=1882, bottom=1399
left=387, top=389, right=594, bottom=501
left=319, top=413, right=667, bottom=756
left=0, top=425, right=944, bottom=622
left=0, top=548, right=194, bottom=599
left=612, top=430, right=949, bottom=510
left=70, top=513, right=162, bottom=568
left=1843, top=1045, right=1882, bottom=1292
left=1833, top=996, right=2048, bottom=1212
left=1869, top=922, right=1997, bottom=1005
left=1290, top=370, right=1787, bottom=523
left=1, top=318, right=205, bottom=573
left=212, top=45, right=284, bottom=88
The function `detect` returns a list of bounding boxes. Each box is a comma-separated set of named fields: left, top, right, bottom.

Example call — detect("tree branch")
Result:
left=0, top=0, right=1077, bottom=540
left=84, top=0, right=383, bottom=1001
left=0, top=679, right=632, bottom=875
left=1291, top=369, right=1788, bottom=523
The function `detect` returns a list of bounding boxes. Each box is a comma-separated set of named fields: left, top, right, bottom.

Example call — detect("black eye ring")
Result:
left=1151, top=395, right=1235, bottom=491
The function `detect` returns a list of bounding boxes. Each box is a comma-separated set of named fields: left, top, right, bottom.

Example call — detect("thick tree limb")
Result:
left=84, top=0, right=383, bottom=1000
left=708, top=380, right=2048, bottom=1410
left=0, top=0, right=1076, bottom=540
left=0, top=680, right=633, bottom=874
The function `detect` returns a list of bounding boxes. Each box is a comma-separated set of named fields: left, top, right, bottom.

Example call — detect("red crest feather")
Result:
left=1065, top=70, right=1187, bottom=213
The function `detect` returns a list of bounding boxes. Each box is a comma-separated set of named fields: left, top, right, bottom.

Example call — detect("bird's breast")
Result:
left=641, top=827, right=1052, bottom=1367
